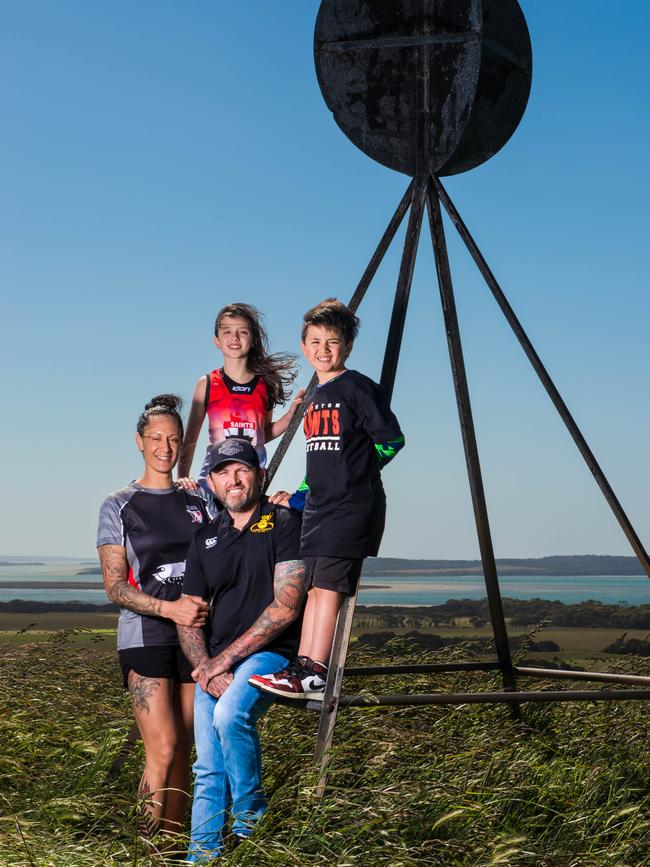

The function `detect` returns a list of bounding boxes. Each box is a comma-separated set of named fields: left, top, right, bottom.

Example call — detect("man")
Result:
left=177, top=439, right=305, bottom=862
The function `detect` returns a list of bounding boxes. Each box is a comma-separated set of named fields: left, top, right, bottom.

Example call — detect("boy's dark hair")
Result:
left=301, top=298, right=360, bottom=344
left=215, top=303, right=298, bottom=409
left=136, top=394, right=184, bottom=438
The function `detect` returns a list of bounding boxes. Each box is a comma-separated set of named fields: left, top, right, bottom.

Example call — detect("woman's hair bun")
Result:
left=137, top=394, right=184, bottom=436
left=144, top=394, right=183, bottom=413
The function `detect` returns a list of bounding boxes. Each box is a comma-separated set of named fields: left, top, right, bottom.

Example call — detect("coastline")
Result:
left=2, top=572, right=649, bottom=608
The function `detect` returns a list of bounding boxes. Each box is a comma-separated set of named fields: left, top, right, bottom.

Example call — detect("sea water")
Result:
left=0, top=562, right=648, bottom=606
left=358, top=573, right=650, bottom=606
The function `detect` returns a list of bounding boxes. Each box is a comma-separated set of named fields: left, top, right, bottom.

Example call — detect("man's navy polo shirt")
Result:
left=183, top=496, right=303, bottom=660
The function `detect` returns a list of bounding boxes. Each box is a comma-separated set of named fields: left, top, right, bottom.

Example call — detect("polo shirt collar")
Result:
left=214, top=497, right=267, bottom=536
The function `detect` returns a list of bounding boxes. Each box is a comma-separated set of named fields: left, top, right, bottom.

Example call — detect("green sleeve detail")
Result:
left=374, top=435, right=405, bottom=467
left=288, top=477, right=309, bottom=511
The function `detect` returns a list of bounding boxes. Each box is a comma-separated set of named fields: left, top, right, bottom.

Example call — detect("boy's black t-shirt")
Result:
left=182, top=498, right=303, bottom=660
left=299, top=370, right=403, bottom=559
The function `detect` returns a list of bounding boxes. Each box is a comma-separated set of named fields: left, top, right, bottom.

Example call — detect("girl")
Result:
left=177, top=303, right=304, bottom=486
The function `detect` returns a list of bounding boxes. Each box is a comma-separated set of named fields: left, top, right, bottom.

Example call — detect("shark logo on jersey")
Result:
left=205, top=536, right=218, bottom=549
left=186, top=505, right=204, bottom=524
left=153, top=562, right=185, bottom=585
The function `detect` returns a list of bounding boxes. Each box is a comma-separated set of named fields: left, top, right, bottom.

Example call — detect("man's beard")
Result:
left=223, top=477, right=262, bottom=513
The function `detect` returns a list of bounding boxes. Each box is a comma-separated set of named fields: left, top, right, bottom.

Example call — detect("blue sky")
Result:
left=1, top=1, right=648, bottom=560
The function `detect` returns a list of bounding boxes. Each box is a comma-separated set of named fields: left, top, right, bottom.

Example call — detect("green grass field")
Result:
left=2, top=611, right=647, bottom=662
left=1, top=629, right=650, bottom=865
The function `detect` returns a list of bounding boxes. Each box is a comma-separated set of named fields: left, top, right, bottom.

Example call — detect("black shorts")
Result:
left=118, top=645, right=194, bottom=690
left=303, top=556, right=363, bottom=596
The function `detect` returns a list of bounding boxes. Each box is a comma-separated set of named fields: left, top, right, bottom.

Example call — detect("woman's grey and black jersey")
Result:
left=97, top=483, right=214, bottom=650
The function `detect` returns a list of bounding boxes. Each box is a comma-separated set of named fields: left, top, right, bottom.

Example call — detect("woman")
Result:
left=97, top=394, right=213, bottom=844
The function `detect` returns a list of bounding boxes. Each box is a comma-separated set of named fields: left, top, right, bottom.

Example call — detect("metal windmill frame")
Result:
left=262, top=0, right=650, bottom=794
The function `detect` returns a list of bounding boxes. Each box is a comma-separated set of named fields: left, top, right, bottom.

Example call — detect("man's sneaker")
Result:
left=248, top=657, right=328, bottom=700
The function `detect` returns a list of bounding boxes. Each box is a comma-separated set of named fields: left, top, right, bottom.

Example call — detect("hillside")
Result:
left=1, top=631, right=649, bottom=864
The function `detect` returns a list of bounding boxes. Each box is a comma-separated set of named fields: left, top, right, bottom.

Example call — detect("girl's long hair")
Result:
left=215, top=303, right=298, bottom=408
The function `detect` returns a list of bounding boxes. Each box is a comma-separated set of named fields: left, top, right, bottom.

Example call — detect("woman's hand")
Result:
left=163, top=594, right=208, bottom=627
left=268, top=490, right=291, bottom=507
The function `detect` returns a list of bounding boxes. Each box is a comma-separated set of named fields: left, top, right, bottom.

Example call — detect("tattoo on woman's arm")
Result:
left=98, top=545, right=164, bottom=617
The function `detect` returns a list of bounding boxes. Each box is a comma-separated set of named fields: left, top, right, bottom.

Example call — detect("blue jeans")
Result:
left=186, top=651, right=288, bottom=862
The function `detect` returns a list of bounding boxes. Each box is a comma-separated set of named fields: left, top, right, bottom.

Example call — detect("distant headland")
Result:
left=72, top=554, right=645, bottom=578
left=0, top=553, right=645, bottom=578
left=0, top=554, right=644, bottom=588
left=361, top=554, right=645, bottom=577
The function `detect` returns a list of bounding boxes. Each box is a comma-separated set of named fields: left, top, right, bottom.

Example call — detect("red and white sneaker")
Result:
left=249, top=657, right=328, bottom=700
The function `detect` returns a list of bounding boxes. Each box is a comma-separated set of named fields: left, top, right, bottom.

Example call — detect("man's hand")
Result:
left=268, top=490, right=291, bottom=507
left=163, top=595, right=208, bottom=627
left=192, top=654, right=231, bottom=691
left=205, top=672, right=234, bottom=698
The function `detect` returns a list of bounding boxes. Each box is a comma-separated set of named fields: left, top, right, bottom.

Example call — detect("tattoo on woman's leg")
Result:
left=138, top=776, right=161, bottom=839
left=129, top=673, right=160, bottom=714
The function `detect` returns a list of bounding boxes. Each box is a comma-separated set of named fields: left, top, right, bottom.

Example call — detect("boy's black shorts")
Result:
left=118, top=645, right=194, bottom=690
left=303, top=556, right=363, bottom=596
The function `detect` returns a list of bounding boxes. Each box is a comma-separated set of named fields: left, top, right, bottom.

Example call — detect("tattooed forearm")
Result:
left=213, top=559, right=305, bottom=670
left=128, top=672, right=161, bottom=714
left=177, top=624, right=210, bottom=669
left=98, top=545, right=165, bottom=617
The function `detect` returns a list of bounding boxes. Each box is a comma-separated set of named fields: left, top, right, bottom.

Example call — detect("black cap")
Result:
left=206, top=439, right=260, bottom=474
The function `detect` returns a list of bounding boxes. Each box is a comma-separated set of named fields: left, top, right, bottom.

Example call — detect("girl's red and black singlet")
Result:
left=203, top=368, right=270, bottom=469
left=97, top=483, right=213, bottom=650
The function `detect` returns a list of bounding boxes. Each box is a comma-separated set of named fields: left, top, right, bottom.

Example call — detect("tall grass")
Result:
left=1, top=632, right=649, bottom=865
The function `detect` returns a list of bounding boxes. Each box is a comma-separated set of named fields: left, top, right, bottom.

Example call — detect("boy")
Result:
left=249, top=298, right=404, bottom=700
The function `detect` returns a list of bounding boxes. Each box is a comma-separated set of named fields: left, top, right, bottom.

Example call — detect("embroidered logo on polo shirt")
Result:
left=205, top=536, right=218, bottom=549
left=250, top=513, right=274, bottom=533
